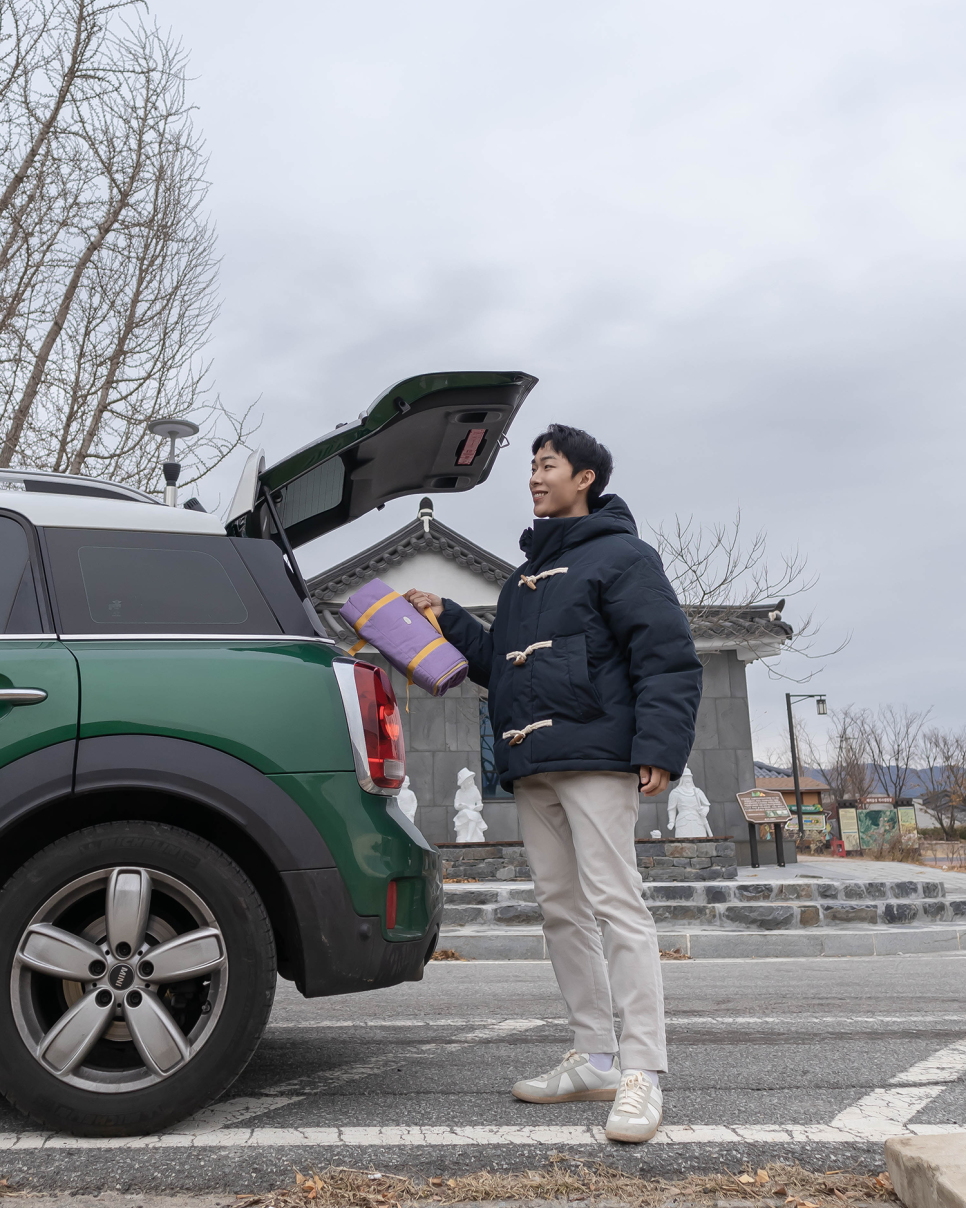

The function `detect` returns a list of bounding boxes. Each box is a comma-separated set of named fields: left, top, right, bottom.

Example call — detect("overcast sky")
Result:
left=149, top=0, right=966, bottom=757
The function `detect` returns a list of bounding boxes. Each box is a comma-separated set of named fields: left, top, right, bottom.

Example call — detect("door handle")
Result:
left=0, top=688, right=47, bottom=706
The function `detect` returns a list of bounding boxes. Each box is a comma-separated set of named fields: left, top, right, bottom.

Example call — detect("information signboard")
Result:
left=736, top=789, right=791, bottom=823
left=857, top=807, right=898, bottom=849
left=897, top=806, right=918, bottom=836
left=838, top=807, right=861, bottom=851
left=785, top=813, right=827, bottom=834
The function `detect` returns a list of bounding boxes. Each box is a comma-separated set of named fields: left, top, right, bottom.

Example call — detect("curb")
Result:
left=439, top=925, right=966, bottom=960
left=885, top=1133, right=966, bottom=1208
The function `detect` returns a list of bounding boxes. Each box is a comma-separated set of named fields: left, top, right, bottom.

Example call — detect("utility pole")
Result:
left=785, top=692, right=827, bottom=835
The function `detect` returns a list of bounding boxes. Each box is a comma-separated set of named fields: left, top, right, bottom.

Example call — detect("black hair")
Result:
left=531, top=424, right=613, bottom=506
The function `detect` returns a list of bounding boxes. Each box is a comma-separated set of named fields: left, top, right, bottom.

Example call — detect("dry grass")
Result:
left=443, top=879, right=481, bottom=884
left=236, top=1160, right=896, bottom=1208
left=864, top=833, right=924, bottom=865
left=432, top=947, right=690, bottom=963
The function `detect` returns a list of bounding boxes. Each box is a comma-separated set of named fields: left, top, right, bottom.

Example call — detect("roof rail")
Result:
left=0, top=468, right=160, bottom=505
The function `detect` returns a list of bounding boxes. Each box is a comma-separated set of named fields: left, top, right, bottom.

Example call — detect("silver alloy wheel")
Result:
left=11, top=867, right=228, bottom=1092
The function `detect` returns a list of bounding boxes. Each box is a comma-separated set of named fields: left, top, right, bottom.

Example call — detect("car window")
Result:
left=0, top=516, right=43, bottom=633
left=44, top=529, right=281, bottom=634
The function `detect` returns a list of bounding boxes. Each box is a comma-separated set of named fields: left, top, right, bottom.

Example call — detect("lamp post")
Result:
left=147, top=418, right=199, bottom=506
left=786, top=692, right=827, bottom=834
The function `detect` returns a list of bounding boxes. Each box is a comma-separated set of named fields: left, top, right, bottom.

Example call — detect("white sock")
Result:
left=587, top=1052, right=616, bottom=1071
left=622, top=1067, right=660, bottom=1086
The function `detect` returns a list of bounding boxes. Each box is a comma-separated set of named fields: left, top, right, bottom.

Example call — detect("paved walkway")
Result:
left=744, top=855, right=966, bottom=894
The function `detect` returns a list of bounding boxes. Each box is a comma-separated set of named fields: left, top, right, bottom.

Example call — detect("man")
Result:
left=405, top=424, right=702, bottom=1143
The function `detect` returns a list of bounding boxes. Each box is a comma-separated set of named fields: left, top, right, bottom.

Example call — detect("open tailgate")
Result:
left=226, top=370, right=537, bottom=548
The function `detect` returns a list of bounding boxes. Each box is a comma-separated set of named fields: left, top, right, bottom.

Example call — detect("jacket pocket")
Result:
left=529, top=632, right=604, bottom=723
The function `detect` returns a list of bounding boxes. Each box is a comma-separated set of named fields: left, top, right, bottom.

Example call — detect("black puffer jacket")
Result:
left=439, top=495, right=702, bottom=790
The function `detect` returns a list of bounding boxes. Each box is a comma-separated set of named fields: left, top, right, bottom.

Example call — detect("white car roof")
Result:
left=0, top=489, right=226, bottom=535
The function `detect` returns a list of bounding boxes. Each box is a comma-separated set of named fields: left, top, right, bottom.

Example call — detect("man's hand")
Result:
left=639, top=765, right=670, bottom=797
left=404, top=589, right=443, bottom=618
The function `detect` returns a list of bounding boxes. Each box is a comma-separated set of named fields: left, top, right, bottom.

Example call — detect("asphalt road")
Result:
left=1, top=954, right=964, bottom=1194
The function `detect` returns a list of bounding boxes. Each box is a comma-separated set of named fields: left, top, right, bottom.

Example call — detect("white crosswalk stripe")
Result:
left=0, top=1024, right=960, bottom=1150
left=0, top=1121, right=962, bottom=1150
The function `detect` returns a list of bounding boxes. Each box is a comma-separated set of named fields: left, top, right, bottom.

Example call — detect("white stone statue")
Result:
left=396, top=775, right=418, bottom=824
left=666, top=767, right=714, bottom=838
left=649, top=829, right=663, bottom=839
left=453, top=767, right=487, bottom=843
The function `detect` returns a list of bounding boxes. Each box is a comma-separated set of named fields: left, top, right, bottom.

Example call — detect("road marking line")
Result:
left=890, top=1037, right=966, bottom=1084
left=830, top=1087, right=948, bottom=1138
left=267, top=1014, right=966, bottom=1030
left=176, top=1096, right=305, bottom=1133
left=0, top=1122, right=960, bottom=1150
left=176, top=1019, right=549, bottom=1134
left=829, top=1037, right=966, bottom=1139
left=174, top=1052, right=415, bottom=1133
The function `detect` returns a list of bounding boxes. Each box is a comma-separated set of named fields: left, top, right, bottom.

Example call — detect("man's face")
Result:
left=529, top=443, right=595, bottom=518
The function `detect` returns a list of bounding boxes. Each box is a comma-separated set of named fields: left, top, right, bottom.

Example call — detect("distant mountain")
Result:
left=753, top=759, right=936, bottom=799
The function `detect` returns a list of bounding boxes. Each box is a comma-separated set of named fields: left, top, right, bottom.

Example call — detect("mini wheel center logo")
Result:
left=108, top=964, right=133, bottom=990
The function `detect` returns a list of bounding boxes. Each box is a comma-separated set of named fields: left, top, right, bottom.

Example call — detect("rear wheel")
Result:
left=0, top=820, right=276, bottom=1135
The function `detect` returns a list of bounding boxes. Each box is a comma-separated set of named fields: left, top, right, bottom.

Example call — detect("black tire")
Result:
left=0, top=820, right=276, bottom=1136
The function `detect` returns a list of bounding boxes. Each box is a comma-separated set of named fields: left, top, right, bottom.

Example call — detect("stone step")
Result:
left=438, top=923, right=966, bottom=961
left=438, top=840, right=741, bottom=883
left=441, top=880, right=966, bottom=929
left=444, top=876, right=950, bottom=905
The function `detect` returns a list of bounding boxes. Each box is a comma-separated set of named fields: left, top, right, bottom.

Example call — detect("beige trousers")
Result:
left=514, top=770, right=667, bottom=1072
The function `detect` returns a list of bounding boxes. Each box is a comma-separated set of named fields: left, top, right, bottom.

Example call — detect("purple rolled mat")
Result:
left=339, top=577, right=468, bottom=696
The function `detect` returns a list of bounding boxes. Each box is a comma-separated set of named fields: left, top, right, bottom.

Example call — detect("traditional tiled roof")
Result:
left=308, top=501, right=516, bottom=604
left=689, top=603, right=793, bottom=644
left=755, top=775, right=828, bottom=792
left=754, top=763, right=829, bottom=792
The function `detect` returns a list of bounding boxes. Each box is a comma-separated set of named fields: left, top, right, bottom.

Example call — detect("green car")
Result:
left=0, top=370, right=536, bottom=1137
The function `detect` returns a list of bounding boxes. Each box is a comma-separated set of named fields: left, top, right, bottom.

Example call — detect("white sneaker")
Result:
left=604, top=1071, right=664, bottom=1142
left=512, top=1050, right=620, bottom=1103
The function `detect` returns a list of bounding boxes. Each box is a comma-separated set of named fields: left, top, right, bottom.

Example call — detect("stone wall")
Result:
left=636, top=649, right=756, bottom=840
left=437, top=839, right=738, bottom=882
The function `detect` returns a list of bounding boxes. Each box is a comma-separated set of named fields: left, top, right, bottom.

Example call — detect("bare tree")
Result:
left=0, top=0, right=255, bottom=492
left=918, top=728, right=966, bottom=838
left=650, top=510, right=848, bottom=678
left=799, top=705, right=876, bottom=804
left=858, top=704, right=931, bottom=805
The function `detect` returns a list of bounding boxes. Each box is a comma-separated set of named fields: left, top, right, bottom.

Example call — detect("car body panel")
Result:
left=72, top=733, right=337, bottom=871
left=268, top=771, right=440, bottom=936
left=0, top=640, right=78, bottom=768
left=65, top=638, right=353, bottom=775
left=227, top=370, right=537, bottom=548
left=281, top=868, right=441, bottom=996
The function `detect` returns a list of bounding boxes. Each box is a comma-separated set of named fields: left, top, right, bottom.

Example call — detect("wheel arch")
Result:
left=0, top=736, right=340, bottom=988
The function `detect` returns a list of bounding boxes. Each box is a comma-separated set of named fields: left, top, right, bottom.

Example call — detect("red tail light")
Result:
left=386, top=880, right=398, bottom=930
left=352, top=662, right=406, bottom=790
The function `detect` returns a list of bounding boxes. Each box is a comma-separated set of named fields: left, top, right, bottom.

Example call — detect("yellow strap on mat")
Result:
left=420, top=606, right=444, bottom=636
left=404, top=634, right=448, bottom=711
left=354, top=590, right=400, bottom=631
left=407, top=637, right=446, bottom=681
left=346, top=589, right=401, bottom=655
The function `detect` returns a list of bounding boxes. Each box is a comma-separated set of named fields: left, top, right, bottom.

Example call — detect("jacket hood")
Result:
left=519, top=494, right=638, bottom=570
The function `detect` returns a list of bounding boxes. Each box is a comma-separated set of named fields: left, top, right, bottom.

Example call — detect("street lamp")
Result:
left=147, top=418, right=199, bottom=507
left=786, top=693, right=827, bottom=834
